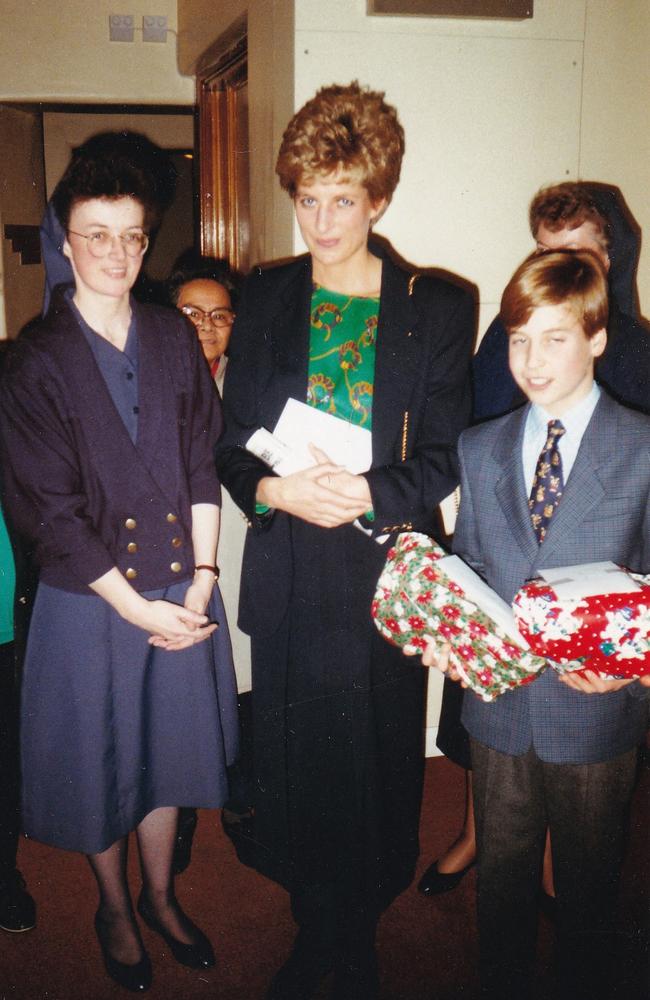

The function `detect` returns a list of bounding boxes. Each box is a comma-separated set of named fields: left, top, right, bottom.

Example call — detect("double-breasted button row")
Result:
left=122, top=513, right=183, bottom=578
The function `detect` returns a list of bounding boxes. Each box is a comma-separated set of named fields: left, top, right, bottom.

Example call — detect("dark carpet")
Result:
left=1, top=753, right=647, bottom=1000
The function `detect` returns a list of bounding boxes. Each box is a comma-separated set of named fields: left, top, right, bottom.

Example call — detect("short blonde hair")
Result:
left=501, top=250, right=608, bottom=339
left=275, top=81, right=404, bottom=204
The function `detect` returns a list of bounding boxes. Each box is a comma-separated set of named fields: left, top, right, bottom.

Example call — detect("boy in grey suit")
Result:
left=425, top=250, right=650, bottom=999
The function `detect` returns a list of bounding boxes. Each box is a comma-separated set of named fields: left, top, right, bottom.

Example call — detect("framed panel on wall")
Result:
left=368, top=1, right=533, bottom=17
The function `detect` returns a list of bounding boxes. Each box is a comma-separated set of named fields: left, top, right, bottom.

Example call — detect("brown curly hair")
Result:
left=275, top=81, right=404, bottom=204
left=529, top=183, right=609, bottom=250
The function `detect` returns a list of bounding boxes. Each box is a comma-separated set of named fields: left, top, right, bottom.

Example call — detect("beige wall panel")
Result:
left=247, top=0, right=295, bottom=265
left=0, top=1, right=193, bottom=104
left=0, top=107, right=46, bottom=339
left=580, top=0, right=650, bottom=315
left=177, top=0, right=247, bottom=74
left=43, top=112, right=195, bottom=196
left=296, top=0, right=586, bottom=38
left=295, top=31, right=582, bottom=322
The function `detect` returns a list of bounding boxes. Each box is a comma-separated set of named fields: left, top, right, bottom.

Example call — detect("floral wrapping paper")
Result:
left=371, top=532, right=547, bottom=702
left=513, top=573, right=650, bottom=678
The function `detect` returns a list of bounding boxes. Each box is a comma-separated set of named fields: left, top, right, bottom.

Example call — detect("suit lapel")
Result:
left=493, top=406, right=540, bottom=563
left=55, top=299, right=177, bottom=507
left=264, top=257, right=313, bottom=428
left=371, top=257, right=425, bottom=466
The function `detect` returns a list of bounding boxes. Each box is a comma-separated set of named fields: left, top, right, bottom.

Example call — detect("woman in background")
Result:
left=168, top=252, right=237, bottom=394
left=216, top=82, right=474, bottom=999
left=168, top=254, right=252, bottom=875
left=0, top=133, right=238, bottom=992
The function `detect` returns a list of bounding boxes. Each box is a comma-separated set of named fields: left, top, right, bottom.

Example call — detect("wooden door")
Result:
left=197, top=37, right=250, bottom=273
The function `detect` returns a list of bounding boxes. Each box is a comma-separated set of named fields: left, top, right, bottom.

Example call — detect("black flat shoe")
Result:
left=417, top=859, right=475, bottom=896
left=266, top=928, right=337, bottom=1000
left=137, top=892, right=215, bottom=969
left=94, top=913, right=152, bottom=992
left=0, top=869, right=36, bottom=933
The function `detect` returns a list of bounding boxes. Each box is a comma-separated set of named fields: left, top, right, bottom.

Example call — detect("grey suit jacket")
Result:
left=458, top=392, right=650, bottom=764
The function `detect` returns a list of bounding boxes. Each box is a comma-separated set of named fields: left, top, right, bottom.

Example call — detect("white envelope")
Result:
left=248, top=397, right=372, bottom=475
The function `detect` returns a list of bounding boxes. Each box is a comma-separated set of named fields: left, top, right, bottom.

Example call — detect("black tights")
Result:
left=88, top=806, right=200, bottom=964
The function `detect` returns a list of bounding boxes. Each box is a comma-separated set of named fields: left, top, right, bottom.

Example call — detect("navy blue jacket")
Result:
left=0, top=293, right=222, bottom=594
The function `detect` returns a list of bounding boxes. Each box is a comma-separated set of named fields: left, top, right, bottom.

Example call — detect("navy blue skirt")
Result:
left=21, top=580, right=238, bottom=854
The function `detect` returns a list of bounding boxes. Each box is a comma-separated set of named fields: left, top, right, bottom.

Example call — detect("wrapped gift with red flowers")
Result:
left=512, top=562, right=650, bottom=678
left=371, top=532, right=547, bottom=702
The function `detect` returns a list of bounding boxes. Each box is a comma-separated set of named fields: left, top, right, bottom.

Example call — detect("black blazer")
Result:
left=215, top=250, right=475, bottom=636
left=0, top=294, right=222, bottom=594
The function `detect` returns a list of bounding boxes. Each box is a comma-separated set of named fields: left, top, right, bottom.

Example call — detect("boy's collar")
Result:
left=530, top=381, right=600, bottom=433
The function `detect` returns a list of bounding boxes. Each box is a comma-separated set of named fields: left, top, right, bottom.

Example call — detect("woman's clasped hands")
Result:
left=258, top=443, right=373, bottom=528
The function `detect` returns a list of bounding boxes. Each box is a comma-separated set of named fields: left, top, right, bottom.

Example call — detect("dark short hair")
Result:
left=529, top=182, right=609, bottom=250
left=167, top=250, right=239, bottom=308
left=501, top=250, right=609, bottom=339
left=52, top=130, right=176, bottom=231
left=276, top=81, right=404, bottom=204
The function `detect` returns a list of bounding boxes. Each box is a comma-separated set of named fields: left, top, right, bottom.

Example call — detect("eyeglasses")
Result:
left=67, top=229, right=149, bottom=258
left=180, top=305, right=236, bottom=328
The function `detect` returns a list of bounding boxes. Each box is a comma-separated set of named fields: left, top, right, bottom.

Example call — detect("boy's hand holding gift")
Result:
left=372, top=540, right=650, bottom=700
left=512, top=562, right=650, bottom=688
left=371, top=532, right=547, bottom=702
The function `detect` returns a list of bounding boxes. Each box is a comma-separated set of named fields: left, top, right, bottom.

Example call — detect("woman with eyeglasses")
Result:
left=168, top=254, right=237, bottom=395
left=0, top=133, right=238, bottom=992
left=165, top=254, right=250, bottom=878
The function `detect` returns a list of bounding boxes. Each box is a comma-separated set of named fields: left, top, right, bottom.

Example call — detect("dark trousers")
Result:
left=0, top=642, right=21, bottom=877
left=470, top=738, right=637, bottom=1000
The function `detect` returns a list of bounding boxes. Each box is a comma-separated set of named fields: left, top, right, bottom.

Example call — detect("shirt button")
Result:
left=125, top=517, right=137, bottom=530
left=166, top=513, right=178, bottom=523
left=170, top=561, right=182, bottom=573
left=126, top=372, right=134, bottom=380
left=171, top=537, right=182, bottom=548
left=127, top=542, right=138, bottom=554
left=125, top=568, right=137, bottom=579
left=133, top=406, right=139, bottom=414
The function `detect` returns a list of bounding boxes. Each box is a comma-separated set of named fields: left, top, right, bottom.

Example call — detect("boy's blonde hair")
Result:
left=501, top=250, right=608, bottom=339
left=275, top=81, right=404, bottom=205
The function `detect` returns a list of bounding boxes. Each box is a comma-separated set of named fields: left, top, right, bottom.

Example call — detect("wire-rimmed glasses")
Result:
left=67, top=229, right=149, bottom=258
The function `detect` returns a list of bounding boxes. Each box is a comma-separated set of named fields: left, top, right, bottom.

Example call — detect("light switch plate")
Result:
left=109, top=14, right=134, bottom=42
left=143, top=15, right=168, bottom=42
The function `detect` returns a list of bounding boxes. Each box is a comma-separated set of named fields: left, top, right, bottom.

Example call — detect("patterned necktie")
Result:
left=528, top=419, right=566, bottom=543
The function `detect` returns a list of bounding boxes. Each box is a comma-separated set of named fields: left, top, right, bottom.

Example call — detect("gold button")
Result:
left=170, top=561, right=182, bottom=573
left=166, top=513, right=177, bottom=523
left=127, top=542, right=138, bottom=554
left=125, top=517, right=137, bottom=530
left=125, top=568, right=137, bottom=579
left=171, top=537, right=182, bottom=548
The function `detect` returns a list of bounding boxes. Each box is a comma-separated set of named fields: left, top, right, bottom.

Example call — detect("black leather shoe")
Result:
left=417, top=859, right=475, bottom=896
left=0, top=869, right=36, bottom=933
left=137, top=892, right=215, bottom=969
left=266, top=929, right=337, bottom=1000
left=94, top=913, right=152, bottom=992
left=172, top=808, right=198, bottom=876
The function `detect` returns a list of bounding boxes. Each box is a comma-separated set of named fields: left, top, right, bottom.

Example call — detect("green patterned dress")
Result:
left=307, top=284, right=379, bottom=430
